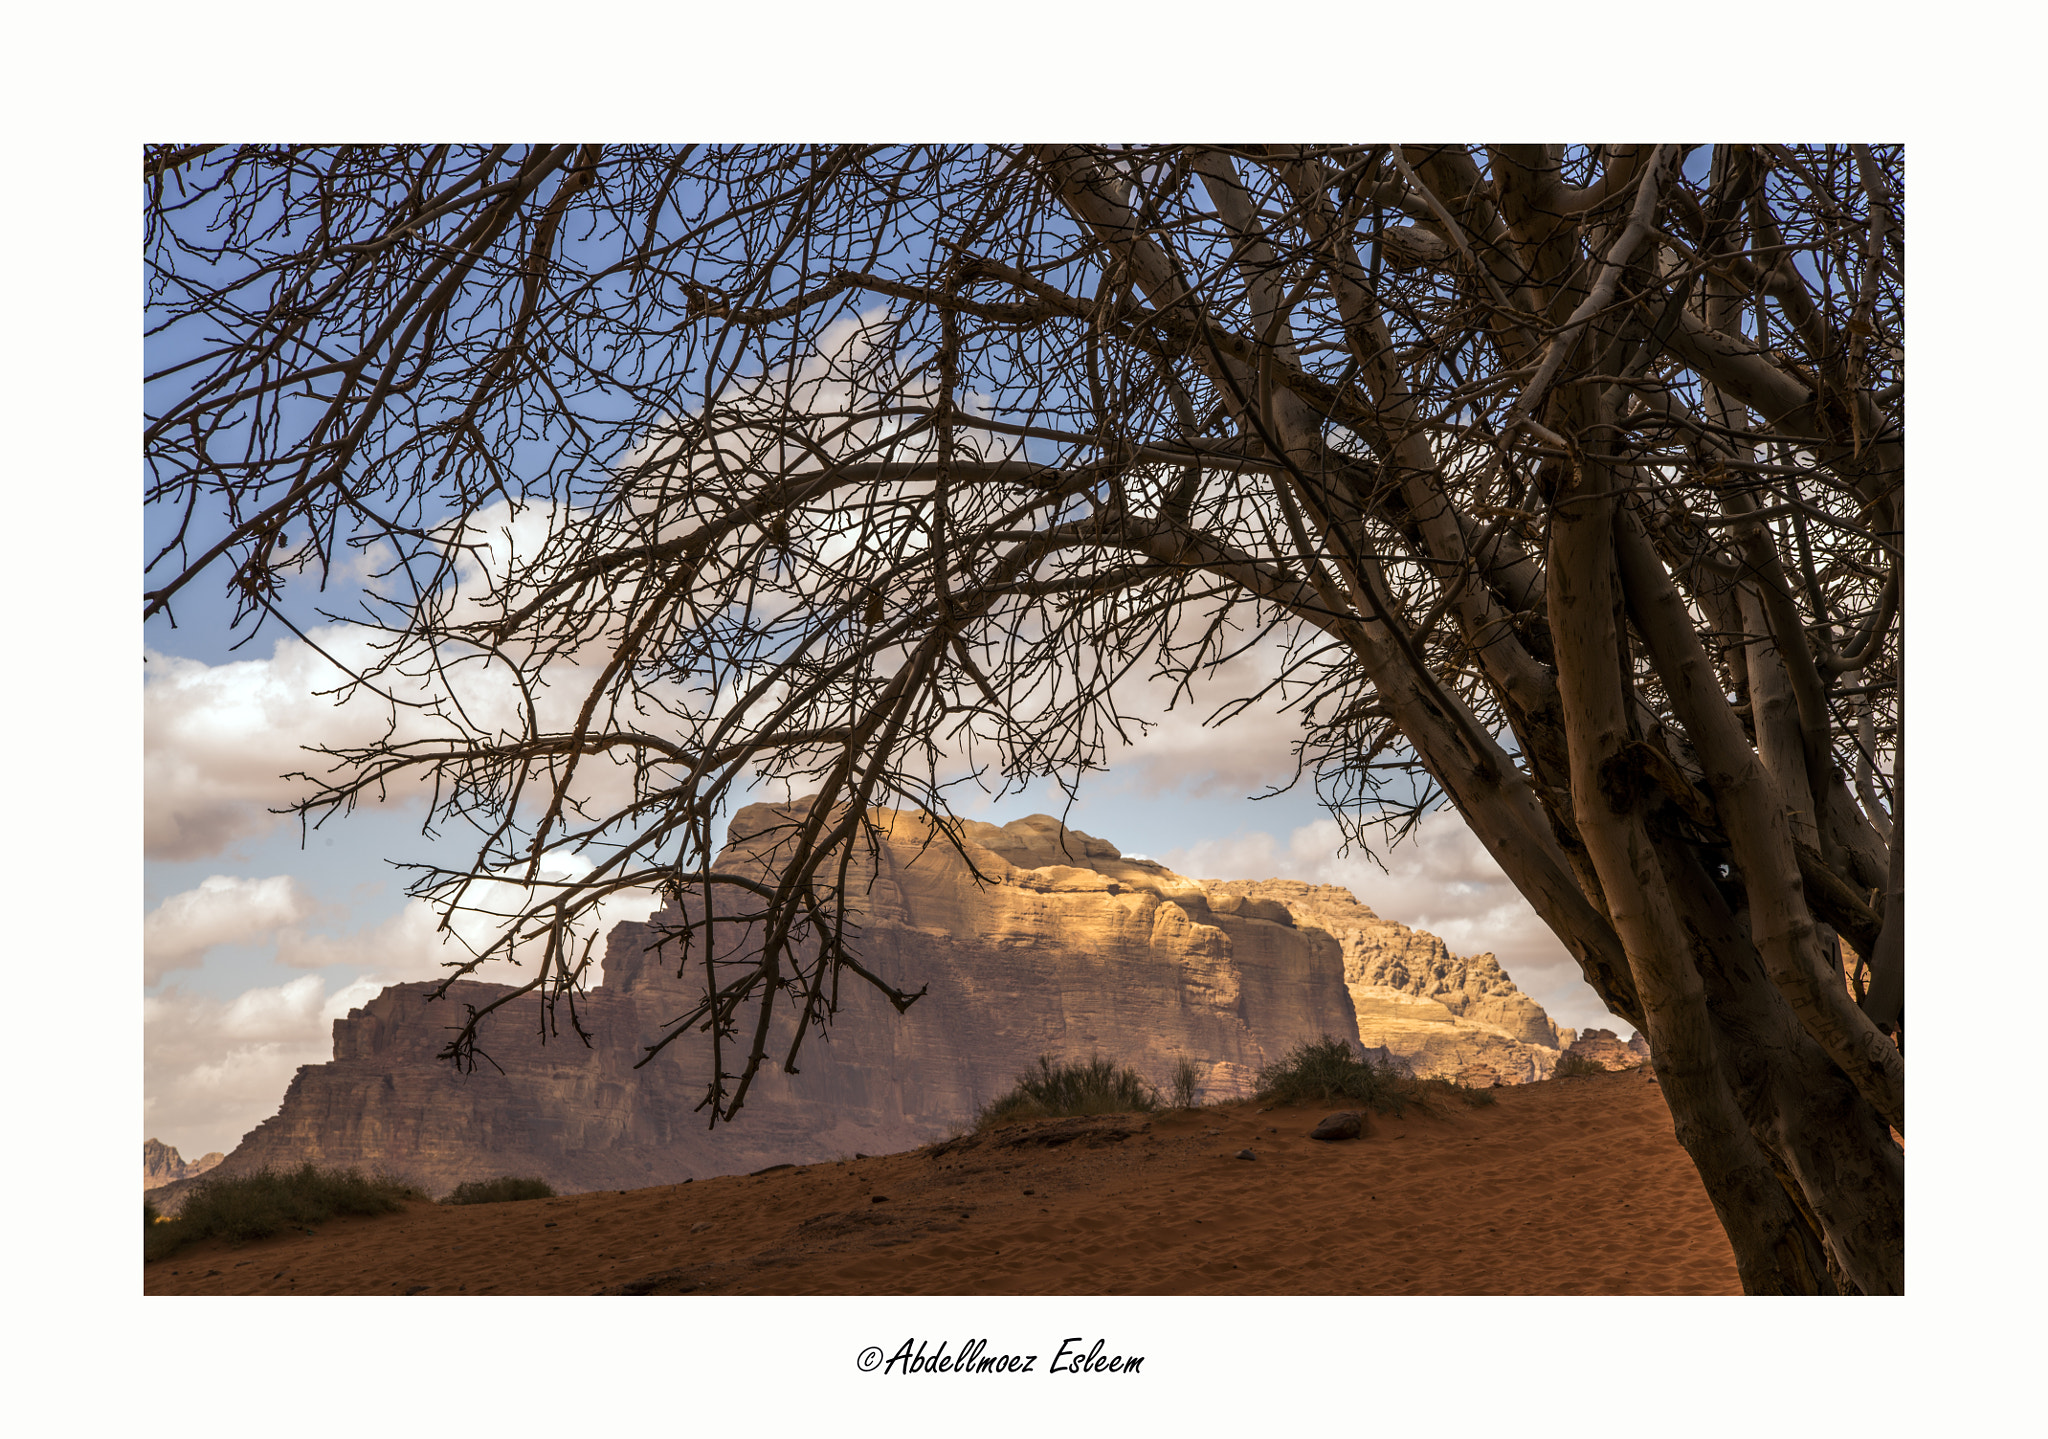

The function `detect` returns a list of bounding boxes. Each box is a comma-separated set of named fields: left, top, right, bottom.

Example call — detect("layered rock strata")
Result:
left=1203, top=879, right=1568, bottom=1085
left=169, top=803, right=1365, bottom=1204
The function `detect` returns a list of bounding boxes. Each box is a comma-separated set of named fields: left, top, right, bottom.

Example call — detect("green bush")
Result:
left=443, top=1176, right=556, bottom=1206
left=1554, top=1051, right=1609, bottom=1079
left=976, top=1055, right=1160, bottom=1130
left=144, top=1164, right=424, bottom=1263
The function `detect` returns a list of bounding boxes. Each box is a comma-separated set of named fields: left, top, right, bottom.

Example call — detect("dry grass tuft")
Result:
left=976, top=1055, right=1159, bottom=1130
left=144, top=1164, right=423, bottom=1263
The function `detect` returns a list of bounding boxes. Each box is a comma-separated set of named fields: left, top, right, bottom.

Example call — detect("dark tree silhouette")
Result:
left=145, top=143, right=1903, bottom=1293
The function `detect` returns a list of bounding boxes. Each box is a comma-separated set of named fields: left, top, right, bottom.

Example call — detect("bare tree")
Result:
left=144, top=143, right=1903, bottom=1293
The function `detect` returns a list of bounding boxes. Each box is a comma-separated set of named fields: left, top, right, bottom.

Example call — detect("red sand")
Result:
left=143, top=1068, right=1739, bottom=1296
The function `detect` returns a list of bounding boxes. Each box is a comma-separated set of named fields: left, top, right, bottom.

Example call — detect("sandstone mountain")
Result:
left=1204, top=879, right=1569, bottom=1085
left=144, top=1138, right=222, bottom=1191
left=156, top=803, right=1382, bottom=1207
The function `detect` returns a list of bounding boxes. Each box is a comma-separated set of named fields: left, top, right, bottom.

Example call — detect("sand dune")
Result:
left=143, top=1067, right=1738, bottom=1296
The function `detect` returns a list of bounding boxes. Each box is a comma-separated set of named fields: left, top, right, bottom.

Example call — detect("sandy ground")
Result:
left=143, top=1068, right=1739, bottom=1296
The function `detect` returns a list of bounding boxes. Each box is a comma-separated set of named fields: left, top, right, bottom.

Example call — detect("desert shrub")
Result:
left=443, top=1176, right=556, bottom=1206
left=975, top=1055, right=1160, bottom=1130
left=1254, top=1035, right=1416, bottom=1115
left=145, top=1163, right=424, bottom=1262
left=1554, top=1051, right=1609, bottom=1079
left=1168, top=1054, right=1202, bottom=1109
left=1410, top=1076, right=1500, bottom=1109
left=1256, top=1037, right=1518, bottom=1116
left=144, top=1197, right=179, bottom=1261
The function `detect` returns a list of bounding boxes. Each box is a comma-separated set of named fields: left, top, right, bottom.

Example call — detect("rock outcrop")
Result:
left=1563, top=1028, right=1653, bottom=1072
left=143, top=1138, right=222, bottom=1191
left=166, top=803, right=1366, bottom=1205
left=1202, top=880, right=1566, bottom=1085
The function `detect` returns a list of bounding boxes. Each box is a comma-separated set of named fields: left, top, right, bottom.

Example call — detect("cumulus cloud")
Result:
left=272, top=855, right=661, bottom=984
left=144, top=875, right=322, bottom=983
left=271, top=899, right=451, bottom=976
left=144, top=641, right=387, bottom=860
left=943, top=612, right=1323, bottom=810
left=1161, top=809, right=1636, bottom=1035
left=145, top=500, right=690, bottom=863
left=1102, top=693, right=1306, bottom=802
left=143, top=972, right=390, bottom=1158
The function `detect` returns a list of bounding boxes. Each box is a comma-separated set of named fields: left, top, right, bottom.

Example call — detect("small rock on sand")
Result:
left=1309, top=1112, right=1365, bottom=1142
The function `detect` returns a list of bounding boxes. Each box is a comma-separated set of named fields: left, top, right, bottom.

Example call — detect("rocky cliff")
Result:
left=1203, top=879, right=1567, bottom=1085
left=144, top=1138, right=222, bottom=1191
left=168, top=803, right=1368, bottom=1204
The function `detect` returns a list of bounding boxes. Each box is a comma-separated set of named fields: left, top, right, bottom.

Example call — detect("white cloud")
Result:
left=938, top=614, right=1320, bottom=810
left=144, top=874, right=321, bottom=983
left=143, top=972, right=388, bottom=1158
left=144, top=504, right=693, bottom=863
left=1103, top=689, right=1309, bottom=802
left=140, top=846, right=657, bottom=1162
left=144, top=640, right=390, bottom=860
left=1160, top=828, right=1285, bottom=880
left=271, top=899, right=450, bottom=975
left=272, top=857, right=661, bottom=984
left=145, top=315, right=1275, bottom=871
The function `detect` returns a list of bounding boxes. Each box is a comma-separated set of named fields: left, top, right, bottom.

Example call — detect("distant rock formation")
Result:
left=159, top=803, right=1367, bottom=1206
left=1563, top=1028, right=1653, bottom=1072
left=144, top=1138, right=222, bottom=1191
left=1202, top=880, right=1566, bottom=1085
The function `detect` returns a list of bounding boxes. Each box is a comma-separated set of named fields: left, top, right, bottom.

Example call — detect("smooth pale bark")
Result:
left=1723, top=512, right=1892, bottom=896
left=1614, top=511, right=1904, bottom=1134
left=1209, top=156, right=1564, bottom=735
left=1816, top=763, right=1892, bottom=900
left=1737, top=582, right=1822, bottom=852
left=1267, top=159, right=1577, bottom=811
left=1548, top=451, right=1836, bottom=1293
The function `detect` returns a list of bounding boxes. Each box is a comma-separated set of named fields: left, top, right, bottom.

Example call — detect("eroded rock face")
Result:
left=172, top=803, right=1364, bottom=1203
left=1563, top=1028, right=1652, bottom=1072
left=143, top=1139, right=222, bottom=1192
left=1202, top=879, right=1567, bottom=1085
